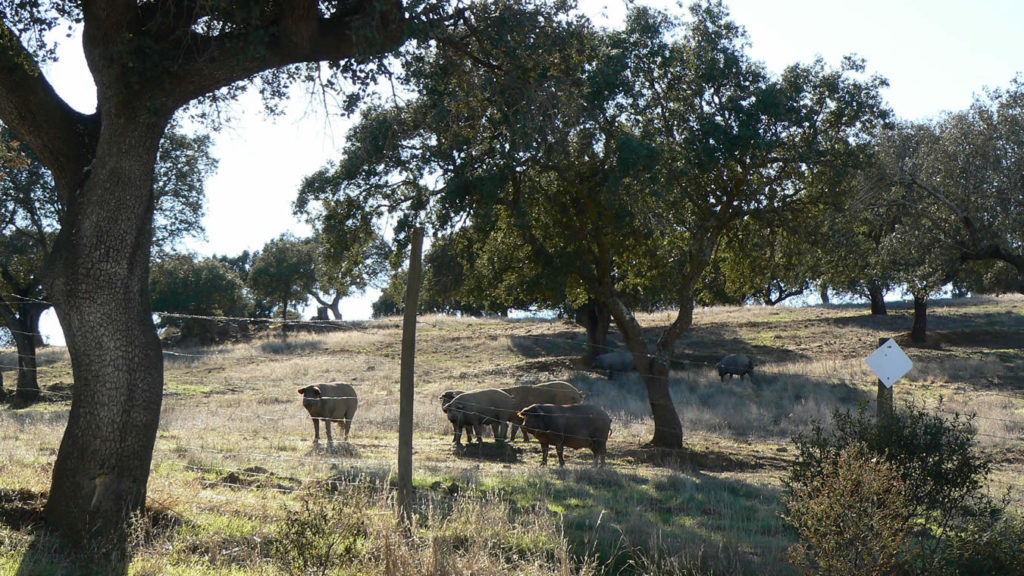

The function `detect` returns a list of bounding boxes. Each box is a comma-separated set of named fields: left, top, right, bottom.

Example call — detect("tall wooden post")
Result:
left=876, top=337, right=894, bottom=425
left=397, top=226, right=424, bottom=525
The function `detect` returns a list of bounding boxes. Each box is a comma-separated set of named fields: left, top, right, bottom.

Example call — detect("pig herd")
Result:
left=295, top=379, right=611, bottom=467
left=439, top=381, right=612, bottom=467
left=298, top=353, right=754, bottom=467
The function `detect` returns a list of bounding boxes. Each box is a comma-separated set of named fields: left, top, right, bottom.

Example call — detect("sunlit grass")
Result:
left=2, top=294, right=1023, bottom=574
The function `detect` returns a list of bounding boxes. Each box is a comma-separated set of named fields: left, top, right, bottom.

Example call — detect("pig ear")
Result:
left=297, top=387, right=306, bottom=395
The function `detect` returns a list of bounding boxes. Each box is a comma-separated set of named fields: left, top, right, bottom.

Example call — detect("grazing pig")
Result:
left=297, top=382, right=358, bottom=444
left=440, top=389, right=478, bottom=444
left=502, top=382, right=585, bottom=442
left=518, top=403, right=612, bottom=467
left=593, top=352, right=635, bottom=378
left=443, top=388, right=517, bottom=445
left=717, top=354, right=754, bottom=382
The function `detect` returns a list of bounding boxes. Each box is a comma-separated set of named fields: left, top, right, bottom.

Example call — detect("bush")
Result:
left=789, top=402, right=988, bottom=517
left=784, top=442, right=917, bottom=575
left=784, top=402, right=1022, bottom=575
left=270, top=488, right=368, bottom=576
left=933, top=510, right=1024, bottom=576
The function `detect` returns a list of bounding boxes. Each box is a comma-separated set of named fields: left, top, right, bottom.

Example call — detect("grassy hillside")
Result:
left=1, top=295, right=1022, bottom=575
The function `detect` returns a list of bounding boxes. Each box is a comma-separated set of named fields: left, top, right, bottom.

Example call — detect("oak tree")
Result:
left=0, top=124, right=216, bottom=401
left=300, top=1, right=887, bottom=448
left=0, top=0, right=405, bottom=568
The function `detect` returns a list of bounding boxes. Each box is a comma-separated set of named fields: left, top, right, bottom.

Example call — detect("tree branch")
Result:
left=155, top=0, right=406, bottom=112
left=0, top=20, right=97, bottom=194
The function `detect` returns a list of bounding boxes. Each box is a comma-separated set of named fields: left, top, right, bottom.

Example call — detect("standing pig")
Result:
left=297, top=382, right=358, bottom=444
left=593, top=352, right=636, bottom=378
left=443, top=388, right=517, bottom=445
left=518, top=403, right=612, bottom=467
left=502, top=381, right=585, bottom=442
left=439, top=389, right=477, bottom=444
left=716, top=354, right=754, bottom=382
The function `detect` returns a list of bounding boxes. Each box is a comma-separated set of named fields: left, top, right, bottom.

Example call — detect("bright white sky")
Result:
left=35, top=0, right=1024, bottom=342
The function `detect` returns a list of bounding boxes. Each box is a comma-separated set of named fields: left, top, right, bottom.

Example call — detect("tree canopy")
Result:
left=299, top=0, right=890, bottom=447
left=880, top=83, right=1024, bottom=293
left=150, top=253, right=251, bottom=345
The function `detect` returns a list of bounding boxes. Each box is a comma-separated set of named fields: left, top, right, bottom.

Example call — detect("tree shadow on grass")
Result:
left=258, top=338, right=327, bottom=355
left=576, top=370, right=876, bottom=443
left=500, top=465, right=798, bottom=575
left=505, top=321, right=813, bottom=378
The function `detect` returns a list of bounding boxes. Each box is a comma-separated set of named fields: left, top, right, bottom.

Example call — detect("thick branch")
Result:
left=156, top=0, right=406, bottom=112
left=0, top=20, right=97, bottom=194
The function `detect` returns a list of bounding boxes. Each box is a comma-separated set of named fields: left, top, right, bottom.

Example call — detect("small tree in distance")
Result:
left=248, top=234, right=317, bottom=323
left=150, top=255, right=251, bottom=345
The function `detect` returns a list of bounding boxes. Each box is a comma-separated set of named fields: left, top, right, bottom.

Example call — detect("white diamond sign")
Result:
left=866, top=338, right=913, bottom=388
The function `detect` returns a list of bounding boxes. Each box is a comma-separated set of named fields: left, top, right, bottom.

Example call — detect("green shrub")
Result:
left=785, top=402, right=1023, bottom=576
left=784, top=442, right=917, bottom=576
left=933, top=510, right=1024, bottom=576
left=789, top=402, right=989, bottom=517
left=270, top=488, right=368, bottom=576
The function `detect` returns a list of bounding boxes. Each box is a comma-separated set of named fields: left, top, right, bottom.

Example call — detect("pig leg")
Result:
left=540, top=442, right=550, bottom=465
left=556, top=443, right=566, bottom=467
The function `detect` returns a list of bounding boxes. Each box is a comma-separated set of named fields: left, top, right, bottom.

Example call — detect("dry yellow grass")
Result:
left=1, top=295, right=1022, bottom=575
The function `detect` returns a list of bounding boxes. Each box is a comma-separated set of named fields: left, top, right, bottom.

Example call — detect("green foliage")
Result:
left=954, top=259, right=1021, bottom=296
left=860, top=80, right=1024, bottom=297
left=715, top=219, right=813, bottom=306
left=784, top=442, right=917, bottom=576
left=790, top=403, right=988, bottom=515
left=934, top=511, right=1024, bottom=576
left=307, top=0, right=889, bottom=326
left=785, top=403, right=1022, bottom=575
left=294, top=174, right=393, bottom=318
left=247, top=234, right=316, bottom=320
left=150, top=254, right=250, bottom=344
left=371, top=231, right=513, bottom=318
left=152, top=127, right=218, bottom=255
left=270, top=488, right=369, bottom=576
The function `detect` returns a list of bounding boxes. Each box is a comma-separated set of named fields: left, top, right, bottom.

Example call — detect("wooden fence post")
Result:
left=876, top=337, right=894, bottom=425
left=397, top=226, right=424, bottom=525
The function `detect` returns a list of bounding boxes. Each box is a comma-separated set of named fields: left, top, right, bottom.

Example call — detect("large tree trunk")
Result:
left=574, top=300, right=611, bottom=367
left=43, top=118, right=167, bottom=570
left=0, top=299, right=45, bottom=401
left=603, top=296, right=683, bottom=449
left=868, top=282, right=887, bottom=315
left=11, top=311, right=41, bottom=402
left=911, top=293, right=928, bottom=344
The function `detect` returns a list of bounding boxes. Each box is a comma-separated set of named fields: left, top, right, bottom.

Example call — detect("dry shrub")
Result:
left=784, top=442, right=915, bottom=575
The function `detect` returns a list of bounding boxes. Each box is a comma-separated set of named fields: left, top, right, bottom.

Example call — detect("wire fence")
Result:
left=2, top=302, right=1022, bottom=504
